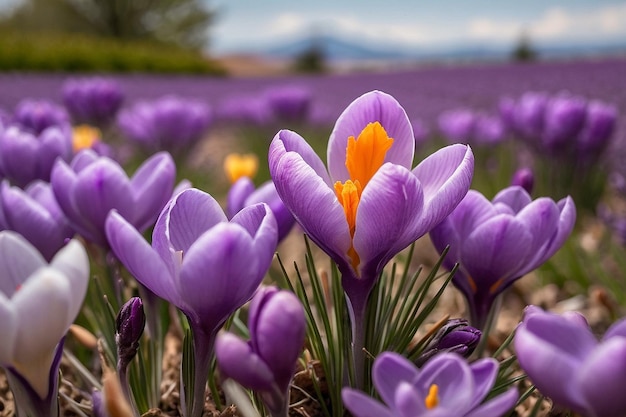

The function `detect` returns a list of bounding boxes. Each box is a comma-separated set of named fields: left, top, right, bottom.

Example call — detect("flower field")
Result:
left=1, top=57, right=626, bottom=417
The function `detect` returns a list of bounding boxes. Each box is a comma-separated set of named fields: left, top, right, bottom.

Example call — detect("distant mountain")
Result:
left=256, top=34, right=626, bottom=62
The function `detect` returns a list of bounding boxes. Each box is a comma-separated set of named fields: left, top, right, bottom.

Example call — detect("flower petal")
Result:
left=162, top=188, right=227, bottom=254
left=130, top=151, right=175, bottom=231
left=394, top=382, right=426, bottom=417
left=178, top=223, right=260, bottom=331
left=105, top=211, right=179, bottom=306
left=49, top=239, right=90, bottom=323
left=464, top=387, right=518, bottom=417
left=342, top=388, right=395, bottom=417
left=270, top=129, right=331, bottom=186
left=0, top=231, right=46, bottom=297
left=372, top=352, right=419, bottom=408
left=492, top=186, right=532, bottom=214
left=244, top=181, right=295, bottom=242
left=353, top=163, right=424, bottom=278
left=328, top=91, right=414, bottom=182
left=603, top=317, right=626, bottom=340
left=230, top=203, right=278, bottom=276
left=227, top=177, right=255, bottom=218
left=215, top=332, right=274, bottom=391
left=467, top=358, right=499, bottom=409
left=270, top=146, right=351, bottom=267
left=412, top=144, right=474, bottom=233
left=416, top=353, right=474, bottom=412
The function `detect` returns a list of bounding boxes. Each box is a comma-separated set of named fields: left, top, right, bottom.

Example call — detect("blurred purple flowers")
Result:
left=515, top=306, right=626, bottom=417
left=263, top=85, right=312, bottom=123
left=117, top=95, right=212, bottom=155
left=12, top=99, right=69, bottom=135
left=216, top=286, right=305, bottom=417
left=51, top=149, right=175, bottom=247
left=342, top=352, right=518, bottom=417
left=62, top=77, right=124, bottom=126
left=430, top=185, right=576, bottom=328
left=438, top=109, right=505, bottom=146
left=105, top=188, right=278, bottom=417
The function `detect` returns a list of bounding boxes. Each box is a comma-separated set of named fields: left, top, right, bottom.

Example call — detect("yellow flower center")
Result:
left=224, top=153, right=259, bottom=184
left=72, top=125, right=101, bottom=153
left=333, top=122, right=394, bottom=273
left=425, top=384, right=439, bottom=409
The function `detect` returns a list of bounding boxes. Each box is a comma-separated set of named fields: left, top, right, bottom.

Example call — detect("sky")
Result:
left=208, top=0, right=626, bottom=54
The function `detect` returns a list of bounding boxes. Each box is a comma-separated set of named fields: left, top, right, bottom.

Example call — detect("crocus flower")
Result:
left=0, top=231, right=89, bottom=417
left=0, top=180, right=74, bottom=261
left=227, top=177, right=295, bottom=243
left=105, top=188, right=278, bottom=417
left=515, top=306, right=626, bottom=417
left=116, top=95, right=212, bottom=155
left=216, top=287, right=305, bottom=417
left=437, top=109, right=475, bottom=144
left=12, top=99, right=70, bottom=135
left=216, top=94, right=273, bottom=126
left=430, top=186, right=576, bottom=328
left=510, top=91, right=548, bottom=141
left=62, top=77, right=124, bottom=126
left=414, top=318, right=481, bottom=367
left=342, top=352, right=518, bottom=417
left=269, top=90, right=474, bottom=386
left=541, top=94, right=587, bottom=151
left=576, top=100, right=617, bottom=155
left=263, top=85, right=312, bottom=123
left=0, top=125, right=73, bottom=188
left=51, top=149, right=175, bottom=247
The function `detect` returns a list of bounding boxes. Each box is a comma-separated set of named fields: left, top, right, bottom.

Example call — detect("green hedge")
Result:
left=0, top=31, right=226, bottom=74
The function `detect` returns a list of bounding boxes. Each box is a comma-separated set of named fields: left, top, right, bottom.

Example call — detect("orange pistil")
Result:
left=334, top=122, right=394, bottom=274
left=223, top=153, right=259, bottom=184
left=425, top=384, right=439, bottom=409
left=72, top=125, right=101, bottom=153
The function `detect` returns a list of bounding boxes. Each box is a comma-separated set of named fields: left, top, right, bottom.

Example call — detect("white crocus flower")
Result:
left=0, top=231, right=89, bottom=400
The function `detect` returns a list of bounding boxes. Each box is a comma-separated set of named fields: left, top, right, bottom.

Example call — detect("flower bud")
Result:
left=115, top=297, right=145, bottom=368
left=510, top=168, right=534, bottom=195
left=415, top=319, right=481, bottom=367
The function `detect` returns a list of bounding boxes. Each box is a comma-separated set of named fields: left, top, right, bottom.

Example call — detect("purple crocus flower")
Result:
left=0, top=125, right=73, bottom=188
left=576, top=100, right=617, bottom=155
left=216, top=94, right=273, bottom=126
left=511, top=91, right=548, bottom=141
left=515, top=306, right=626, bottom=417
left=263, top=85, right=312, bottom=123
left=227, top=177, right=295, bottom=243
left=216, top=286, right=305, bottom=417
left=541, top=94, right=587, bottom=151
left=62, top=77, right=124, bottom=126
left=0, top=180, right=74, bottom=261
left=0, top=231, right=89, bottom=417
left=430, top=186, right=576, bottom=328
left=510, top=167, right=534, bottom=195
left=105, top=188, right=278, bottom=417
left=342, top=352, right=518, bottom=417
left=51, top=149, right=175, bottom=247
left=269, top=90, right=474, bottom=386
left=116, top=95, right=212, bottom=155
left=437, top=109, right=475, bottom=144
left=12, top=99, right=70, bottom=135
left=473, top=114, right=505, bottom=145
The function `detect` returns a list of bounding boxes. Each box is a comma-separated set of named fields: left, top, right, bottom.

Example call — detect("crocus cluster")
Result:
left=12, top=99, right=70, bottom=135
left=438, top=108, right=505, bottom=146
left=430, top=185, right=576, bottom=328
left=342, top=352, right=518, bottom=417
left=515, top=306, right=626, bottom=417
left=0, top=180, right=74, bottom=261
left=116, top=95, right=212, bottom=156
left=106, top=188, right=278, bottom=417
left=51, top=149, right=175, bottom=247
left=216, top=287, right=305, bottom=417
left=499, top=91, right=617, bottom=157
left=62, top=77, right=124, bottom=126
left=269, top=90, right=474, bottom=386
left=0, top=231, right=89, bottom=417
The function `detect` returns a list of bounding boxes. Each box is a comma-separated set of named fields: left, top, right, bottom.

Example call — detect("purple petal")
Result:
left=0, top=128, right=38, bottom=187
left=270, top=147, right=351, bottom=267
left=70, top=149, right=100, bottom=173
left=230, top=203, right=278, bottom=275
left=372, top=352, right=419, bottom=408
left=244, top=181, right=295, bottom=242
left=328, top=91, right=414, bottom=182
left=515, top=197, right=560, bottom=253
left=270, top=129, right=331, bottom=186
left=468, top=358, right=499, bottom=409
left=162, top=188, right=227, bottom=254
left=227, top=177, right=255, bottom=218
left=353, top=163, right=424, bottom=278
left=105, top=211, right=179, bottom=306
left=51, top=159, right=86, bottom=235
left=342, top=389, right=395, bottom=417
left=603, top=317, right=626, bottom=340
left=49, top=239, right=90, bottom=322
left=578, top=338, right=626, bottom=417
left=464, top=387, right=518, bottom=417
left=416, top=353, right=474, bottom=411
left=492, top=186, right=532, bottom=213
left=215, top=332, right=274, bottom=391
left=394, top=382, right=426, bottom=416
left=178, top=223, right=261, bottom=332
left=130, top=151, right=176, bottom=231
left=37, top=127, right=72, bottom=180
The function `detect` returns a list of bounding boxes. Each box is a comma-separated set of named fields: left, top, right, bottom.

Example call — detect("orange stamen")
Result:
left=345, top=122, right=394, bottom=188
left=425, top=384, right=439, bottom=409
left=334, top=180, right=361, bottom=271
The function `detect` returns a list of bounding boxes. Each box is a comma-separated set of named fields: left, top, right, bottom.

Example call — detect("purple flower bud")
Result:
left=415, top=319, right=481, bottom=366
left=577, top=100, right=617, bottom=154
left=513, top=91, right=548, bottom=140
left=510, top=167, right=534, bottom=194
left=542, top=94, right=587, bottom=150
left=115, top=297, right=145, bottom=368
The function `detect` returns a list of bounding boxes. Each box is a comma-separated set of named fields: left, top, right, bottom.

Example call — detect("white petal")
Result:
left=49, top=239, right=90, bottom=322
